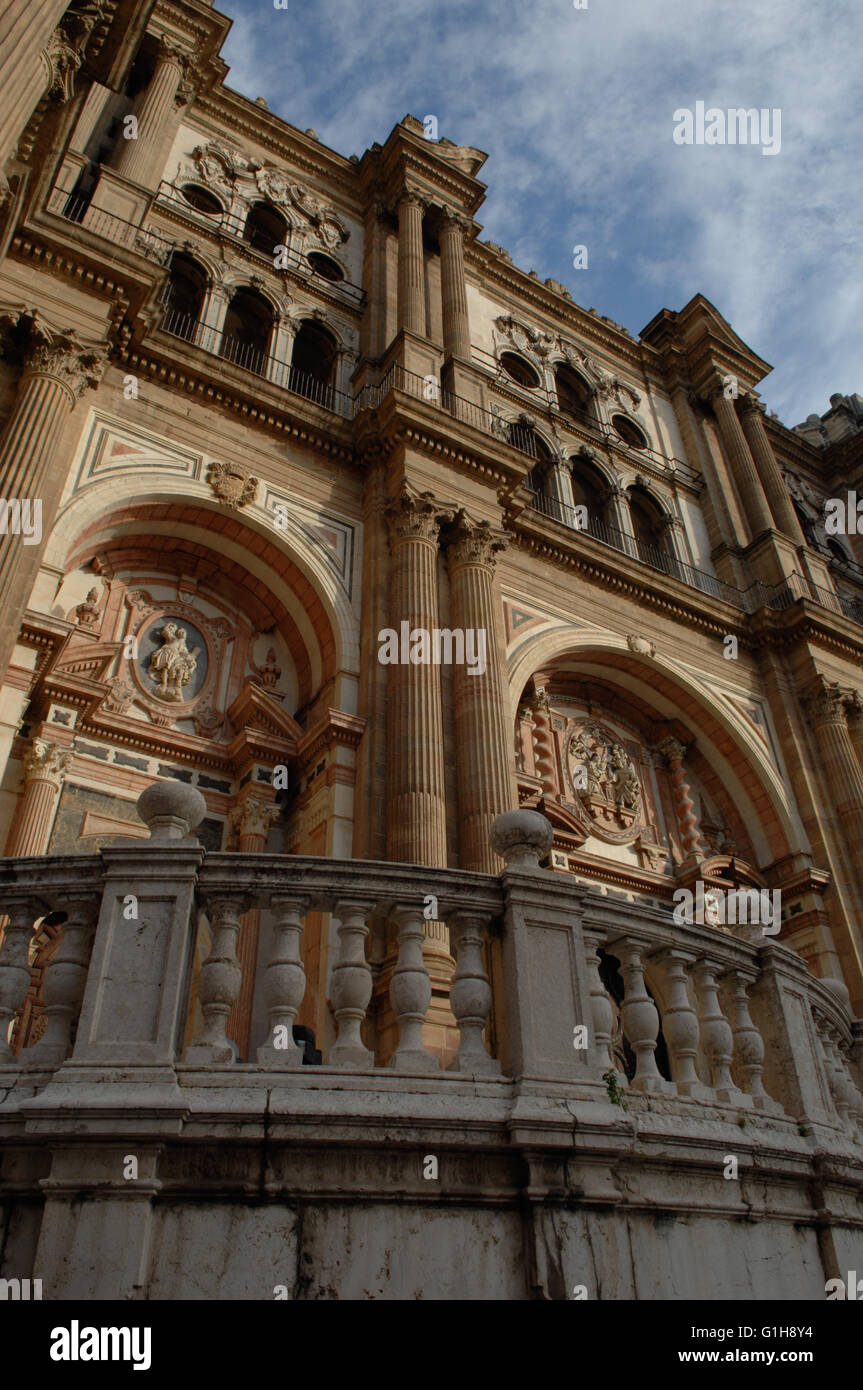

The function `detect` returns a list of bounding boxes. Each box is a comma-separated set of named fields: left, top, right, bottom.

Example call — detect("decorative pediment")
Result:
left=227, top=683, right=302, bottom=746
left=494, top=314, right=553, bottom=363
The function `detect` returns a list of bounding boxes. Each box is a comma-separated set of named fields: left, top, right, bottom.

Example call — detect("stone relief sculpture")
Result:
left=147, top=623, right=201, bottom=703
left=568, top=722, right=642, bottom=834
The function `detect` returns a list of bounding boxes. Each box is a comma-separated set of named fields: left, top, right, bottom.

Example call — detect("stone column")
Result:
left=844, top=691, right=863, bottom=779
left=226, top=797, right=278, bottom=1058
left=804, top=677, right=863, bottom=855
left=530, top=689, right=560, bottom=799
left=384, top=486, right=447, bottom=866
left=659, top=737, right=703, bottom=862
left=397, top=188, right=427, bottom=337
left=0, top=2, right=76, bottom=171
left=444, top=511, right=512, bottom=872
left=5, top=739, right=72, bottom=857
left=110, top=37, right=189, bottom=188
left=0, top=310, right=105, bottom=682
left=739, top=396, right=807, bottom=545
left=0, top=896, right=41, bottom=1060
left=712, top=387, right=774, bottom=540
left=439, top=209, right=472, bottom=361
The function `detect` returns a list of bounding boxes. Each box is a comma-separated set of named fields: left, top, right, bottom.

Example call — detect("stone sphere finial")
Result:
left=820, top=977, right=852, bottom=1016
left=138, top=780, right=207, bottom=841
left=490, top=809, right=553, bottom=872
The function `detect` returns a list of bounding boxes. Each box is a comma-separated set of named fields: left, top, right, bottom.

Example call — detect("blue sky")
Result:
left=218, top=0, right=860, bottom=427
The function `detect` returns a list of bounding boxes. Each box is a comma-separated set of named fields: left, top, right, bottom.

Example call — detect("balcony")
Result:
left=0, top=790, right=861, bottom=1299
left=45, top=184, right=176, bottom=263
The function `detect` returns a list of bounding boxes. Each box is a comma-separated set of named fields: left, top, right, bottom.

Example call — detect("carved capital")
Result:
left=385, top=485, right=445, bottom=546
left=844, top=690, right=863, bottom=729
left=439, top=207, right=472, bottom=237
left=396, top=186, right=429, bottom=214
left=445, top=509, right=509, bottom=569
left=0, top=310, right=107, bottom=399
left=23, top=739, right=72, bottom=786
left=803, top=675, right=848, bottom=729
left=230, top=797, right=279, bottom=843
left=659, top=736, right=688, bottom=767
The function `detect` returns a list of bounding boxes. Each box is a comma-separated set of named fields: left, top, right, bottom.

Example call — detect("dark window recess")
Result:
left=115, top=752, right=149, bottom=771
left=316, top=760, right=326, bottom=776
left=198, top=818, right=224, bottom=852
left=307, top=252, right=344, bottom=283
left=162, top=252, right=207, bottom=325
left=293, top=1025, right=322, bottom=1065
left=289, top=320, right=338, bottom=403
left=158, top=764, right=193, bottom=784
left=180, top=184, right=222, bottom=216
left=77, top=742, right=111, bottom=761
left=500, top=351, right=540, bottom=388
left=243, top=201, right=288, bottom=255
left=239, top=770, right=252, bottom=787
left=611, top=413, right=647, bottom=449
left=255, top=767, right=272, bottom=782
left=219, top=286, right=274, bottom=377
left=198, top=775, right=232, bottom=794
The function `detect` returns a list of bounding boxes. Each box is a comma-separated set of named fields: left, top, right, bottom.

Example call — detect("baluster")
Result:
left=448, top=911, right=500, bottom=1075
left=186, top=894, right=246, bottom=1063
left=257, top=893, right=309, bottom=1067
left=389, top=904, right=438, bottom=1071
left=836, top=1037, right=863, bottom=1132
left=816, top=1014, right=854, bottom=1127
left=721, top=968, right=776, bottom=1110
left=583, top=930, right=615, bottom=1074
left=614, top=940, right=667, bottom=1092
left=653, top=947, right=703, bottom=1097
left=27, top=892, right=100, bottom=1064
left=694, top=959, right=740, bottom=1103
left=0, top=897, right=40, bottom=1061
left=329, top=898, right=374, bottom=1067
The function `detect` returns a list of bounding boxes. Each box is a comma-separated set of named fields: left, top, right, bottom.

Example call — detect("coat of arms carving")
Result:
left=568, top=722, right=643, bottom=839
left=207, top=460, right=259, bottom=510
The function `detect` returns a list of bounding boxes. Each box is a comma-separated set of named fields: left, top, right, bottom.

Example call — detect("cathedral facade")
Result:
left=1, top=0, right=862, bottom=1302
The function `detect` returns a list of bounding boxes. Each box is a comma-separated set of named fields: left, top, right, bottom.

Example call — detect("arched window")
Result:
left=555, top=363, right=592, bottom=424
left=244, top=202, right=288, bottom=256
left=180, top=184, right=223, bottom=216
left=162, top=252, right=207, bottom=340
left=219, top=287, right=274, bottom=376
left=827, top=537, right=850, bottom=565
left=629, top=486, right=675, bottom=571
left=612, top=413, right=647, bottom=449
left=792, top=500, right=817, bottom=547
left=500, top=352, right=541, bottom=389
left=509, top=421, right=551, bottom=469
left=570, top=456, right=615, bottom=543
left=308, top=252, right=344, bottom=283
left=289, top=320, right=338, bottom=405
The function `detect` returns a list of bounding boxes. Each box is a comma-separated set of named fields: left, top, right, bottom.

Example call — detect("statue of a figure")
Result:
left=608, top=742, right=641, bottom=809
left=148, top=622, right=201, bottom=703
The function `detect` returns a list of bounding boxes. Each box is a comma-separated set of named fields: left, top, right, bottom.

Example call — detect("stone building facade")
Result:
left=0, top=0, right=862, bottom=1301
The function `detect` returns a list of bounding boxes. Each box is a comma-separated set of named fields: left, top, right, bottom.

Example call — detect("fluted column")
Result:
left=388, top=903, right=438, bottom=1071
left=0, top=897, right=39, bottom=1059
left=111, top=38, right=189, bottom=188
left=384, top=486, right=447, bottom=866
left=439, top=209, right=472, bottom=360
left=445, top=511, right=512, bottom=871
left=844, top=691, right=863, bottom=779
left=397, top=189, right=427, bottom=336
left=712, top=388, right=774, bottom=540
left=0, top=2, right=77, bottom=172
left=804, top=677, right=863, bottom=854
left=739, top=397, right=806, bottom=545
left=5, top=739, right=72, bottom=857
left=0, top=310, right=105, bottom=682
left=227, top=797, right=278, bottom=1057
left=659, top=737, right=702, bottom=862
left=26, top=891, right=99, bottom=1064
left=447, top=911, right=499, bottom=1074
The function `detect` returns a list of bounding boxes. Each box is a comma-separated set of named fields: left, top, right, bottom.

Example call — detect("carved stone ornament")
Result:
left=74, top=587, right=102, bottom=628
left=101, top=678, right=136, bottom=715
left=251, top=646, right=282, bottom=689
left=126, top=598, right=229, bottom=724
left=0, top=308, right=106, bottom=398
left=385, top=484, right=449, bottom=546
left=626, top=634, right=655, bottom=659
left=207, top=460, right=259, bottom=510
left=41, top=3, right=105, bottom=103
left=567, top=721, right=643, bottom=843
left=230, top=797, right=280, bottom=842
left=446, top=510, right=509, bottom=569
left=494, top=315, right=553, bottom=363
left=803, top=675, right=848, bottom=729
left=24, top=739, right=73, bottom=784
left=146, top=622, right=202, bottom=704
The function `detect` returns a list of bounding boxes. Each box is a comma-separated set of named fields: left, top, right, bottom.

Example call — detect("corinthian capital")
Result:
left=445, top=509, right=509, bottom=569
left=230, top=798, right=280, bottom=843
left=385, top=484, right=446, bottom=546
left=24, top=739, right=73, bottom=785
left=396, top=185, right=429, bottom=213
left=0, top=310, right=107, bottom=398
left=659, top=736, right=688, bottom=766
left=802, top=675, right=847, bottom=729
left=844, top=690, right=863, bottom=729
left=439, top=207, right=472, bottom=237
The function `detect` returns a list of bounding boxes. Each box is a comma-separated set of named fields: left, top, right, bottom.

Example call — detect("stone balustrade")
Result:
left=0, top=784, right=861, bottom=1150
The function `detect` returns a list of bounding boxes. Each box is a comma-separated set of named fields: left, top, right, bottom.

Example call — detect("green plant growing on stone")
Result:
left=603, top=1068, right=627, bottom=1110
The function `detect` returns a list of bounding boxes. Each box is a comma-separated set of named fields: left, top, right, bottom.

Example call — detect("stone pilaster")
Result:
left=6, top=739, right=72, bottom=857
left=739, top=396, right=807, bottom=545
left=444, top=511, right=512, bottom=872
left=712, top=387, right=774, bottom=541
left=110, top=37, right=189, bottom=188
left=803, top=677, right=863, bottom=857
left=439, top=209, right=472, bottom=361
left=0, top=309, right=106, bottom=682
left=396, top=189, right=427, bottom=337
left=384, top=486, right=447, bottom=867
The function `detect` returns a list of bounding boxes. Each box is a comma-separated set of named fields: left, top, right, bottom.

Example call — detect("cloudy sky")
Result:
left=218, top=0, right=860, bottom=426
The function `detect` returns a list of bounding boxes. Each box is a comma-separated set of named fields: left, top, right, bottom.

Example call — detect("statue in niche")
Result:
left=568, top=723, right=642, bottom=832
left=147, top=622, right=201, bottom=703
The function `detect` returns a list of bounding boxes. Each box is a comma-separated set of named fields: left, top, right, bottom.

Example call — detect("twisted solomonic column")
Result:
left=6, top=739, right=73, bottom=857
left=384, top=485, right=448, bottom=867
left=659, top=737, right=703, bottom=862
left=0, top=309, right=106, bottom=681
left=444, top=510, right=513, bottom=872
